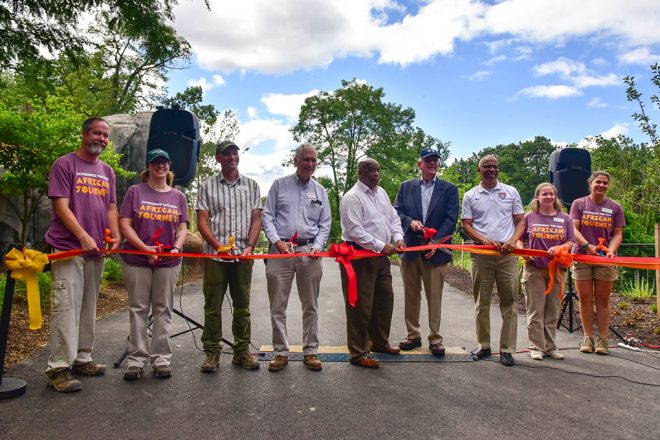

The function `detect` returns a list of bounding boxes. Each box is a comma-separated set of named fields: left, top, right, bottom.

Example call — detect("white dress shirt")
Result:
left=340, top=180, right=404, bottom=253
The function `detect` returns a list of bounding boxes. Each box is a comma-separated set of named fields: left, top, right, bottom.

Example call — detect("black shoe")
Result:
left=500, top=352, right=515, bottom=367
left=470, top=347, right=492, bottom=360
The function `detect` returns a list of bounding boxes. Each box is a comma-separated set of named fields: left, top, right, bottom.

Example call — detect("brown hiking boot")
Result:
left=153, top=365, right=172, bottom=379
left=232, top=352, right=260, bottom=370
left=303, top=354, right=322, bottom=371
left=268, top=355, right=289, bottom=372
left=123, top=366, right=143, bottom=381
left=72, top=360, right=106, bottom=376
left=200, top=352, right=220, bottom=373
left=47, top=369, right=82, bottom=393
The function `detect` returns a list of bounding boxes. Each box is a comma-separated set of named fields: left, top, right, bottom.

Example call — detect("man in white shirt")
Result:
left=339, top=159, right=405, bottom=368
left=461, top=155, right=525, bottom=366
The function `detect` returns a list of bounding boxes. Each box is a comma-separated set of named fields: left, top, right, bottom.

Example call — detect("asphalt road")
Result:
left=2, top=259, right=659, bottom=439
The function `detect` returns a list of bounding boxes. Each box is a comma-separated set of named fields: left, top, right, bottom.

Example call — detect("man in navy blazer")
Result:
left=394, top=148, right=459, bottom=356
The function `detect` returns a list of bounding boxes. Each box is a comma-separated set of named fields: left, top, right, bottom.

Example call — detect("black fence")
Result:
left=616, top=243, right=657, bottom=293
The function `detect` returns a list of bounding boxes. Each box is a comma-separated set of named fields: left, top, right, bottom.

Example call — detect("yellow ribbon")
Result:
left=4, top=247, right=49, bottom=330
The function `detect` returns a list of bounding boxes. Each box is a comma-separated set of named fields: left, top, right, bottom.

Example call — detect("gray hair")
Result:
left=293, top=143, right=317, bottom=161
left=478, top=154, right=498, bottom=168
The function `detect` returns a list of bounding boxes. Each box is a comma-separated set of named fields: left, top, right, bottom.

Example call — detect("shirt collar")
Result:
left=478, top=180, right=501, bottom=193
left=420, top=176, right=436, bottom=185
left=357, top=180, right=377, bottom=195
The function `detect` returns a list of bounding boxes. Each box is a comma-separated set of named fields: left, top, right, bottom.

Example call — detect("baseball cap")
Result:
left=419, top=149, right=440, bottom=159
left=216, top=140, right=240, bottom=153
left=146, top=148, right=170, bottom=164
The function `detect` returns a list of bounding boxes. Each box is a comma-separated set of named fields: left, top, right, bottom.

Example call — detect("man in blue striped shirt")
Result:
left=263, top=144, right=331, bottom=372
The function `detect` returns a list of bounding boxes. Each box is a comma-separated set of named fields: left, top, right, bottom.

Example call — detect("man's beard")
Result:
left=86, top=142, right=106, bottom=155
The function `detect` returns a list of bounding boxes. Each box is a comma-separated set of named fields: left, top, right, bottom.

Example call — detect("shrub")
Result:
left=618, top=301, right=629, bottom=310
left=621, top=277, right=655, bottom=301
left=103, top=257, right=123, bottom=283
left=651, top=303, right=658, bottom=314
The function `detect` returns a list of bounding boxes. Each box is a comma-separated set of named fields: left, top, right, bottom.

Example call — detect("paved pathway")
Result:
left=2, top=260, right=659, bottom=439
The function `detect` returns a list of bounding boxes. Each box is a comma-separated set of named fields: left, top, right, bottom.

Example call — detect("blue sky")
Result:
left=165, top=0, right=660, bottom=192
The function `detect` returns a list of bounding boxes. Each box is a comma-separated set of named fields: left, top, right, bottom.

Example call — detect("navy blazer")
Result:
left=394, top=177, right=459, bottom=265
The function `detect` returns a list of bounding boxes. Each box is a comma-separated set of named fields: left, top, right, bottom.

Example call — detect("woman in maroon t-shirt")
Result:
left=517, top=183, right=574, bottom=361
left=569, top=171, right=625, bottom=355
left=119, top=149, right=188, bottom=380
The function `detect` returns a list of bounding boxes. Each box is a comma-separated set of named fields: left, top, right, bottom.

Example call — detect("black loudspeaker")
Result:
left=147, top=106, right=200, bottom=186
left=548, top=148, right=591, bottom=207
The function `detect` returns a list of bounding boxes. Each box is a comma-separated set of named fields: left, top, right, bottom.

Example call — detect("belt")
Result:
left=281, top=238, right=314, bottom=246
left=344, top=241, right=365, bottom=250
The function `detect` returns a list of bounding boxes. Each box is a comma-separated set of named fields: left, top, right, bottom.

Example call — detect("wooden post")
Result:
left=656, top=224, right=660, bottom=318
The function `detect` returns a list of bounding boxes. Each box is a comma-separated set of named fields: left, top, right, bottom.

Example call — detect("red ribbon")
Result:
left=421, top=226, right=437, bottom=242
left=289, top=231, right=298, bottom=247
left=328, top=242, right=358, bottom=307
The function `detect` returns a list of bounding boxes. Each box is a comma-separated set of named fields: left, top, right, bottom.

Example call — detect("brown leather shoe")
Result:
left=371, top=345, right=400, bottom=355
left=350, top=356, right=380, bottom=368
left=429, top=343, right=446, bottom=357
left=399, top=337, right=422, bottom=351
left=268, top=355, right=288, bottom=372
left=303, top=355, right=323, bottom=371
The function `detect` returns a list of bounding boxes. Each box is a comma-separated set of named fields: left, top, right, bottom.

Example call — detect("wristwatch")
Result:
left=581, top=242, right=590, bottom=251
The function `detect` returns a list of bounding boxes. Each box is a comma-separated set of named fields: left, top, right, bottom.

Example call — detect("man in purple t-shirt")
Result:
left=44, top=117, right=120, bottom=393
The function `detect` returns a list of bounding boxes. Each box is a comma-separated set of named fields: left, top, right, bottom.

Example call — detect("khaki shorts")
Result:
left=571, top=261, right=617, bottom=281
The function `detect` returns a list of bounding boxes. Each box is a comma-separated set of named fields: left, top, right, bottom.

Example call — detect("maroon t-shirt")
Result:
left=569, top=196, right=625, bottom=255
left=45, top=152, right=116, bottom=251
left=523, top=211, right=575, bottom=269
left=120, top=183, right=189, bottom=267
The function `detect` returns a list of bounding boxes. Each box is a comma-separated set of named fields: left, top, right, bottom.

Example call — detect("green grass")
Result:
left=103, top=257, right=123, bottom=282
left=452, top=250, right=471, bottom=271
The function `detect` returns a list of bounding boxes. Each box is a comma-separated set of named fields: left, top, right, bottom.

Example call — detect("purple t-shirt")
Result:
left=45, top=152, right=116, bottom=251
left=523, top=211, right=575, bottom=269
left=569, top=196, right=625, bottom=255
left=120, top=183, right=189, bottom=267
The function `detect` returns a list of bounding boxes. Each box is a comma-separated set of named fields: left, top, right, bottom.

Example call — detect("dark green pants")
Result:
left=201, top=259, right=254, bottom=354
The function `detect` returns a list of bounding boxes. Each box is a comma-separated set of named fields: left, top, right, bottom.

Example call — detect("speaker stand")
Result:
left=557, top=270, right=582, bottom=333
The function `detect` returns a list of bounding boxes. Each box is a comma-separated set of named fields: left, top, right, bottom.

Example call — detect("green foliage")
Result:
left=441, top=136, right=558, bottom=205
left=1, top=0, right=196, bottom=70
left=0, top=272, right=51, bottom=308
left=621, top=277, right=655, bottom=301
left=651, top=304, right=657, bottom=314
left=103, top=257, right=123, bottom=282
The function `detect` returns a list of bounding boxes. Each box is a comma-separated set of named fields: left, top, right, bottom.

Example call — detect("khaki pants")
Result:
left=400, top=258, right=447, bottom=345
left=522, top=264, right=562, bottom=352
left=266, top=243, right=322, bottom=356
left=471, top=254, right=518, bottom=353
left=46, top=254, right=105, bottom=373
left=122, top=261, right=181, bottom=368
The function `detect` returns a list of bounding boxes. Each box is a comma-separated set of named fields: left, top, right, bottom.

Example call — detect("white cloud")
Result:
left=572, top=73, right=619, bottom=88
left=484, top=55, right=506, bottom=66
left=512, top=85, right=582, bottom=100
left=236, top=118, right=295, bottom=152
left=619, top=47, right=660, bottom=65
left=171, top=0, right=660, bottom=73
left=261, top=90, right=319, bottom=120
left=186, top=76, right=227, bottom=93
left=588, top=97, right=608, bottom=109
left=534, top=58, right=586, bottom=77
left=577, top=122, right=629, bottom=148
left=246, top=106, right=258, bottom=120
left=468, top=70, right=491, bottom=81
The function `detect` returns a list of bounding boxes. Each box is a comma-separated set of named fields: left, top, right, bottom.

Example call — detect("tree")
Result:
left=291, top=79, right=449, bottom=236
left=441, top=136, right=557, bottom=205
left=0, top=0, right=205, bottom=69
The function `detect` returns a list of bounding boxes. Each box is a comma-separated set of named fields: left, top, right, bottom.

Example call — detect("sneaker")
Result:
left=72, top=360, right=106, bottom=376
left=232, top=352, right=260, bottom=370
left=595, top=337, right=609, bottom=355
left=303, top=354, right=323, bottom=371
left=579, top=336, right=595, bottom=353
left=546, top=350, right=565, bottom=360
left=123, top=366, right=143, bottom=381
left=200, top=352, right=220, bottom=373
left=154, top=365, right=172, bottom=379
left=47, top=369, right=82, bottom=393
left=268, top=355, right=289, bottom=372
left=529, top=349, right=544, bottom=360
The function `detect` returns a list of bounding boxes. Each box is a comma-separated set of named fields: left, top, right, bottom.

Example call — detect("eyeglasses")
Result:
left=480, top=164, right=499, bottom=169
